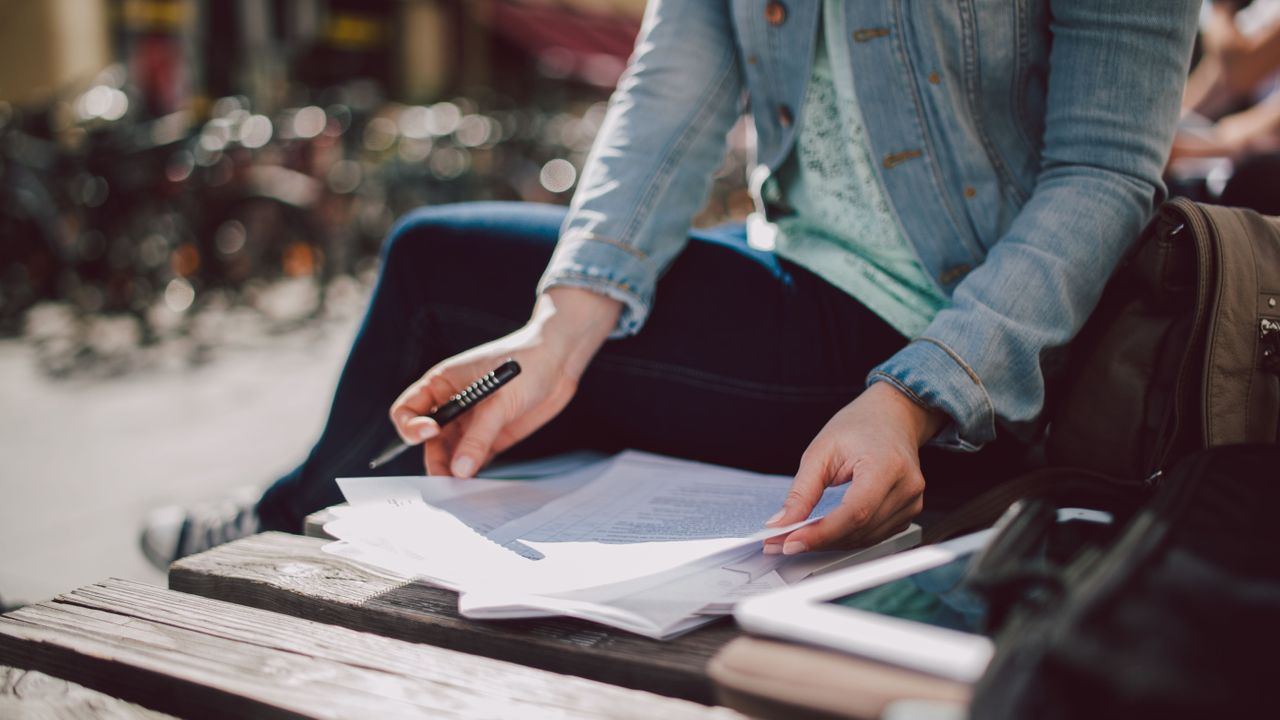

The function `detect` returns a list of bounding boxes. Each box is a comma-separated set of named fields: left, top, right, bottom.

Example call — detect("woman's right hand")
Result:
left=389, top=287, right=622, bottom=477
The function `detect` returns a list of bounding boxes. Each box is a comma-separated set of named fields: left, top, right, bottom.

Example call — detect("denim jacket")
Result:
left=538, top=0, right=1199, bottom=450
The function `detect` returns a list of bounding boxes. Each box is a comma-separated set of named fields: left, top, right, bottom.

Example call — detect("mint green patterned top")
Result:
left=769, top=2, right=948, bottom=338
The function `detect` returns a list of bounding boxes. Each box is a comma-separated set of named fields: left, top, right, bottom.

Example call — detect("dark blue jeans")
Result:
left=257, top=202, right=1012, bottom=532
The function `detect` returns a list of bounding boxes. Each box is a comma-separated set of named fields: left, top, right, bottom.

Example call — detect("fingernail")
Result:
left=452, top=456, right=475, bottom=477
left=762, top=543, right=782, bottom=555
left=782, top=540, right=808, bottom=556
left=417, top=425, right=437, bottom=441
left=764, top=510, right=785, bottom=527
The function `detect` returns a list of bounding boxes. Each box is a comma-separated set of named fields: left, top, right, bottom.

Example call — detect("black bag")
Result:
left=968, top=445, right=1280, bottom=719
left=929, top=200, right=1280, bottom=542
left=1047, top=198, right=1280, bottom=480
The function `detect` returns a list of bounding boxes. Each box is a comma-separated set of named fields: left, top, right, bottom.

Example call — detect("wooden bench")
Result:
left=1, top=664, right=176, bottom=719
left=0, top=577, right=742, bottom=719
left=170, top=531, right=740, bottom=705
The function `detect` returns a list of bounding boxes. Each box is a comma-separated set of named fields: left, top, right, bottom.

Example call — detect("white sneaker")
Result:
left=140, top=487, right=261, bottom=570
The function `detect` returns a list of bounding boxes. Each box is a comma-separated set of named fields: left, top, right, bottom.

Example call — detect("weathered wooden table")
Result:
left=0, top=575, right=745, bottom=719
left=170, top=531, right=741, bottom=705
left=0, top=489, right=779, bottom=718
left=2, top=663, right=176, bottom=719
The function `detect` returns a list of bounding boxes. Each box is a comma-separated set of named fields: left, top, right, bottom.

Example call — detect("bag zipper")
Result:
left=1151, top=198, right=1215, bottom=478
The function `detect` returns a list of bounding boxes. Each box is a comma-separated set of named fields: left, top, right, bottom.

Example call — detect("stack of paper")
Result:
left=322, top=451, right=920, bottom=639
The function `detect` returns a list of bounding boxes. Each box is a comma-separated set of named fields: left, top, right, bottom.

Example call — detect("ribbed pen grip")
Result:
left=431, top=359, right=521, bottom=425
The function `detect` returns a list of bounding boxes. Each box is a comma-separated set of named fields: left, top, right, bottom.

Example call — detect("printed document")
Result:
left=323, top=451, right=920, bottom=639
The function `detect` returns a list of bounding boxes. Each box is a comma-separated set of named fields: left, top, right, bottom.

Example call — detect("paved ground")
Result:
left=0, top=297, right=364, bottom=606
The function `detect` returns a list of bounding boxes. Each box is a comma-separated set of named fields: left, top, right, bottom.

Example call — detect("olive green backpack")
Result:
left=1046, top=197, right=1280, bottom=480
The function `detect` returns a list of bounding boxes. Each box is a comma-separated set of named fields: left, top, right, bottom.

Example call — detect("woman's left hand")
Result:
left=762, top=382, right=946, bottom=555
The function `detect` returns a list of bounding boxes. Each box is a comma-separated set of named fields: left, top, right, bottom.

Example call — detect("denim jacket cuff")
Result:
left=867, top=338, right=997, bottom=452
left=536, top=231, right=655, bottom=338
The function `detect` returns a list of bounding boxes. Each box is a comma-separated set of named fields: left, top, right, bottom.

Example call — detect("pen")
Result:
left=368, top=359, right=522, bottom=470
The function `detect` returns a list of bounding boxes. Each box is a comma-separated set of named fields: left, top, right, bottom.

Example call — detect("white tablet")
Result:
left=734, top=529, right=997, bottom=683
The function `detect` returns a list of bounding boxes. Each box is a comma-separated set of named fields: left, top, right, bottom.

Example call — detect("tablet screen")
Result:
left=826, top=551, right=987, bottom=634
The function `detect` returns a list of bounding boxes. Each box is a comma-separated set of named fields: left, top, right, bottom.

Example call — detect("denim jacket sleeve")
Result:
left=536, top=0, right=743, bottom=336
left=868, top=0, right=1199, bottom=450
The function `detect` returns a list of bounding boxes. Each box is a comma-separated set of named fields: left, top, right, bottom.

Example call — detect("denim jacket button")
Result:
left=765, top=1, right=787, bottom=26
left=777, top=104, right=794, bottom=128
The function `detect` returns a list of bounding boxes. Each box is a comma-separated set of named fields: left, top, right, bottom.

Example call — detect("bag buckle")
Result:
left=1261, top=318, right=1280, bottom=374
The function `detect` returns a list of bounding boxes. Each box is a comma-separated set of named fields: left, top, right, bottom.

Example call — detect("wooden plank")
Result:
left=0, top=579, right=744, bottom=720
left=303, top=506, right=340, bottom=539
left=170, top=532, right=739, bottom=704
left=1, top=664, right=176, bottom=719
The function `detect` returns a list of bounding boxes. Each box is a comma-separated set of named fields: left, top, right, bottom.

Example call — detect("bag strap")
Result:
left=923, top=467, right=1146, bottom=545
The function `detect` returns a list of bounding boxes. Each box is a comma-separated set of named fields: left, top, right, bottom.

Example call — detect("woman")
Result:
left=143, top=0, right=1199, bottom=565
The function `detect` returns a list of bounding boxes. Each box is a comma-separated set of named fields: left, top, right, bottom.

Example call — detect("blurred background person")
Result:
left=1172, top=0, right=1280, bottom=212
